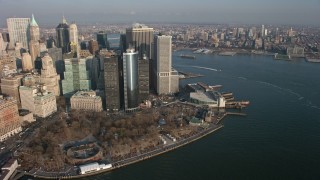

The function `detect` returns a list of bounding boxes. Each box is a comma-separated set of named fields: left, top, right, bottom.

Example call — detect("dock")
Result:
left=179, top=71, right=204, bottom=79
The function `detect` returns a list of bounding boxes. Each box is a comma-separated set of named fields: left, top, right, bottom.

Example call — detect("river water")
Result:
left=29, top=50, right=320, bottom=179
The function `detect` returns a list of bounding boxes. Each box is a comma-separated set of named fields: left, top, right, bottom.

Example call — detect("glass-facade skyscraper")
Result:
left=123, top=49, right=139, bottom=111
left=7, top=18, right=30, bottom=49
left=56, top=16, right=70, bottom=54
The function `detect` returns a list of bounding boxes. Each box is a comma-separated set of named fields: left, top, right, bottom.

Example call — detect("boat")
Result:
left=179, top=54, right=196, bottom=59
left=240, top=101, right=250, bottom=106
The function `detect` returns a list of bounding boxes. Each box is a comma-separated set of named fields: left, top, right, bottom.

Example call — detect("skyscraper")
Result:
left=29, top=40, right=40, bottom=66
left=261, top=25, right=265, bottom=38
left=138, top=54, right=149, bottom=101
left=7, top=18, right=30, bottom=49
left=21, top=52, right=33, bottom=71
left=69, top=23, right=79, bottom=56
left=0, top=33, right=6, bottom=54
left=88, top=40, right=99, bottom=55
left=29, top=14, right=40, bottom=42
left=61, top=58, right=91, bottom=97
left=126, top=23, right=154, bottom=59
left=104, top=55, right=121, bottom=111
left=56, top=16, right=70, bottom=54
left=154, top=35, right=179, bottom=95
left=35, top=53, right=60, bottom=96
left=97, top=31, right=108, bottom=49
left=123, top=49, right=139, bottom=111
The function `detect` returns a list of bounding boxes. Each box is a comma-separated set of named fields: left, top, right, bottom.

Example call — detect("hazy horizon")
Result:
left=0, top=0, right=320, bottom=27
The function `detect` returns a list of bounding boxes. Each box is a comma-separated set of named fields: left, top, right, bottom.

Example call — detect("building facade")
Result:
left=88, top=40, right=99, bottom=55
left=104, top=55, right=121, bottom=111
left=138, top=54, right=149, bottom=101
left=0, top=96, right=22, bottom=142
left=62, top=58, right=91, bottom=97
left=0, top=54, right=17, bottom=76
left=154, top=35, right=179, bottom=95
left=70, top=90, right=103, bottom=112
left=56, top=16, right=70, bottom=54
left=0, top=74, right=23, bottom=106
left=123, top=49, right=139, bottom=111
left=34, top=53, right=60, bottom=96
left=19, top=85, right=57, bottom=118
left=7, top=18, right=30, bottom=49
left=29, top=14, right=40, bottom=42
left=126, top=23, right=154, bottom=59
left=97, top=31, right=108, bottom=49
left=21, top=52, right=33, bottom=71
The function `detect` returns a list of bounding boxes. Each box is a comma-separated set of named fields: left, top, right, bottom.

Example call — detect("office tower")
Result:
left=29, top=14, right=40, bottom=42
left=61, top=58, right=91, bottom=97
left=56, top=16, right=70, bottom=54
left=138, top=54, right=149, bottom=101
left=154, top=35, right=179, bottom=95
left=29, top=40, right=40, bottom=65
left=0, top=74, right=23, bottom=106
left=35, top=53, right=60, bottom=96
left=0, top=95, right=22, bottom=142
left=119, top=34, right=127, bottom=52
left=123, top=49, right=139, bottom=111
left=261, top=25, right=265, bottom=38
left=69, top=23, right=79, bottom=56
left=19, top=84, right=57, bottom=118
left=70, top=90, right=103, bottom=112
left=47, top=47, right=64, bottom=79
left=97, top=31, right=108, bottom=49
left=88, top=40, right=99, bottom=55
left=2, top=32, right=10, bottom=43
left=0, top=33, right=5, bottom=54
left=126, top=23, right=154, bottom=59
left=7, top=18, right=30, bottom=49
left=21, top=52, right=33, bottom=71
left=104, top=55, right=121, bottom=111
left=80, top=42, right=87, bottom=50
left=46, top=36, right=56, bottom=48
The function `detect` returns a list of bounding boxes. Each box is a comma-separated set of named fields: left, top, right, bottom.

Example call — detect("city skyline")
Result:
left=0, top=0, right=320, bottom=27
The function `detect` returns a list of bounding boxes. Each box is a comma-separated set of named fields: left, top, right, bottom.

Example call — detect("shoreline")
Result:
left=17, top=116, right=227, bottom=179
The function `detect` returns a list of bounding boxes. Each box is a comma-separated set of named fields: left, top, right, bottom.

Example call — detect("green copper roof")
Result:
left=30, top=14, right=38, bottom=27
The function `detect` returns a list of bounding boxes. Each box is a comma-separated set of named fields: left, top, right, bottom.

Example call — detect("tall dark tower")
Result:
left=56, top=16, right=70, bottom=54
left=97, top=31, right=108, bottom=50
left=104, top=55, right=122, bottom=111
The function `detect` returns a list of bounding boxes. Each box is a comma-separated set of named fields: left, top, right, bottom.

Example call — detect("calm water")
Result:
left=30, top=51, right=320, bottom=179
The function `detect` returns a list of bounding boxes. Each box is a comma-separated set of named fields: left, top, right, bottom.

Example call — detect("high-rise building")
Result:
left=88, top=40, right=99, bottom=55
left=261, top=25, right=265, bottom=38
left=0, top=95, right=22, bottom=142
left=29, top=40, right=40, bottom=66
left=0, top=74, right=23, bottom=106
left=97, top=31, right=108, bottom=49
left=123, top=49, right=139, bottom=111
left=56, top=16, right=70, bottom=54
left=7, top=18, right=30, bottom=49
left=47, top=47, right=64, bottom=78
left=19, top=85, right=57, bottom=118
left=154, top=35, right=179, bottom=95
left=1, top=32, right=10, bottom=43
left=29, top=14, right=40, bottom=42
left=21, top=52, right=33, bottom=71
left=0, top=33, right=6, bottom=54
left=70, top=90, right=103, bottom=112
left=34, top=53, right=60, bottom=96
left=69, top=23, right=79, bottom=57
left=126, top=23, right=154, bottom=59
left=138, top=54, right=149, bottom=101
left=104, top=55, right=121, bottom=111
left=61, top=58, right=91, bottom=97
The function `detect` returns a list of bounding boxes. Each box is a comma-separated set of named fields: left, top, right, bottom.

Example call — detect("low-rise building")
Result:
left=0, top=95, right=22, bottom=142
left=0, top=74, right=23, bottom=106
left=19, top=109, right=35, bottom=125
left=70, top=90, right=103, bottom=112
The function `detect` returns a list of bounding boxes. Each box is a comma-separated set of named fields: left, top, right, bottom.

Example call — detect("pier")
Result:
left=179, top=71, right=204, bottom=79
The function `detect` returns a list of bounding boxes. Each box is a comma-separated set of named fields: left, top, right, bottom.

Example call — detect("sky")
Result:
left=0, top=0, right=319, bottom=27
